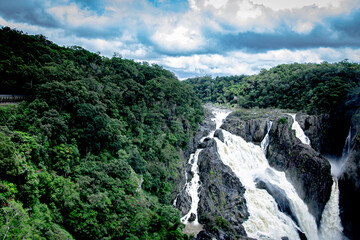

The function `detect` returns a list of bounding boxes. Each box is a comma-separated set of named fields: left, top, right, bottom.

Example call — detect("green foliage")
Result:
left=185, top=62, right=360, bottom=115
left=0, top=181, right=18, bottom=205
left=0, top=105, right=17, bottom=125
left=0, top=27, right=204, bottom=239
left=278, top=117, right=288, bottom=124
left=0, top=130, right=18, bottom=178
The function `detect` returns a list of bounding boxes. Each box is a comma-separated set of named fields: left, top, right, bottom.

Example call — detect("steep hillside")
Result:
left=0, top=27, right=203, bottom=239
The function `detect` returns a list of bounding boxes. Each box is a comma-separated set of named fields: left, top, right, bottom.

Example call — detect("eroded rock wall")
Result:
left=197, top=138, right=250, bottom=240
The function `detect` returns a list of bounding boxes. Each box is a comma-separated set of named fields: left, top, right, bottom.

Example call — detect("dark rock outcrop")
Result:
left=255, top=179, right=299, bottom=226
left=214, top=129, right=224, bottom=142
left=195, top=231, right=213, bottom=240
left=197, top=139, right=250, bottom=240
left=221, top=109, right=284, bottom=145
left=266, top=115, right=333, bottom=225
left=188, top=213, right=196, bottom=222
left=296, top=114, right=327, bottom=153
left=221, top=117, right=268, bottom=145
left=297, top=113, right=351, bottom=156
left=338, top=112, right=360, bottom=240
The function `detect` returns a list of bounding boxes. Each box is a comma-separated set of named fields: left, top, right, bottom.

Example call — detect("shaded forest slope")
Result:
left=0, top=27, right=203, bottom=239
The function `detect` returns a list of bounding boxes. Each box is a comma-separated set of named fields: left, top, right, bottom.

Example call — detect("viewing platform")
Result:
left=0, top=94, right=26, bottom=104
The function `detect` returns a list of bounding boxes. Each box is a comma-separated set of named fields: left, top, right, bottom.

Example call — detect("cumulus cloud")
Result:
left=158, top=47, right=360, bottom=78
left=1, top=0, right=360, bottom=78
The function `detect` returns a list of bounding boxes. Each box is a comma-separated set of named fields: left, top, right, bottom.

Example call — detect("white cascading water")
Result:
left=260, top=121, right=272, bottom=155
left=319, top=177, right=343, bottom=240
left=288, top=114, right=344, bottom=239
left=180, top=109, right=345, bottom=239
left=180, top=108, right=231, bottom=235
left=215, top=124, right=319, bottom=239
left=288, top=113, right=311, bottom=145
left=318, top=129, right=351, bottom=240
left=181, top=150, right=203, bottom=235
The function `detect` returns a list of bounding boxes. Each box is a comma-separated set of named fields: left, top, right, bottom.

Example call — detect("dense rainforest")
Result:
left=0, top=27, right=203, bottom=239
left=185, top=62, right=360, bottom=116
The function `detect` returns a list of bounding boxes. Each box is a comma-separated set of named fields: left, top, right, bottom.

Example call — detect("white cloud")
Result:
left=48, top=3, right=111, bottom=27
left=293, top=21, right=314, bottom=33
left=156, top=47, right=360, bottom=78
left=151, top=25, right=204, bottom=53
left=204, top=0, right=229, bottom=9
left=250, top=0, right=342, bottom=11
left=235, top=0, right=262, bottom=20
left=187, top=0, right=360, bottom=34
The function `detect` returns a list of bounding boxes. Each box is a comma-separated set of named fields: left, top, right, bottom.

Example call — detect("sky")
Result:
left=1, top=0, right=360, bottom=79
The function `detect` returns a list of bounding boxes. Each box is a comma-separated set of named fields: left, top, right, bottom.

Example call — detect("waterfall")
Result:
left=181, top=150, right=202, bottom=225
left=179, top=109, right=345, bottom=239
left=328, top=128, right=351, bottom=178
left=215, top=124, right=319, bottom=240
left=260, top=121, right=272, bottom=155
left=319, top=178, right=343, bottom=240
left=180, top=108, right=231, bottom=235
left=288, top=113, right=311, bottom=146
left=342, top=128, right=351, bottom=159
left=319, top=129, right=350, bottom=240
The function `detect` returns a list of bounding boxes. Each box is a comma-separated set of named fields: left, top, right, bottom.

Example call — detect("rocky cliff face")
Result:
left=339, top=111, right=360, bottom=240
left=296, top=111, right=360, bottom=239
left=222, top=110, right=333, bottom=225
left=266, top=115, right=333, bottom=225
left=197, top=137, right=250, bottom=240
left=221, top=109, right=282, bottom=145
left=296, top=113, right=351, bottom=156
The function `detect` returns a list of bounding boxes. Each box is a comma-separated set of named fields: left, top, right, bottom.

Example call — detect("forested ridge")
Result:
left=185, top=62, right=360, bottom=115
left=0, top=27, right=203, bottom=239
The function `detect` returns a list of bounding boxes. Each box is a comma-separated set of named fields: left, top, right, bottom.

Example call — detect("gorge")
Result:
left=175, top=106, right=358, bottom=240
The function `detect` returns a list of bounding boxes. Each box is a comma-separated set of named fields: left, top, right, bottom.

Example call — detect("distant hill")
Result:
left=185, top=62, right=360, bottom=115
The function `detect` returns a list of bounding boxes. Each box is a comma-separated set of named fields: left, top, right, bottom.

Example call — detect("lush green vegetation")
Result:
left=0, top=27, right=203, bottom=239
left=185, top=62, right=360, bottom=115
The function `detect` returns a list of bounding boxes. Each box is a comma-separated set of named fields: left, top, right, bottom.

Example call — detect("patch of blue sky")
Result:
left=69, top=0, right=106, bottom=14
left=148, top=0, right=190, bottom=12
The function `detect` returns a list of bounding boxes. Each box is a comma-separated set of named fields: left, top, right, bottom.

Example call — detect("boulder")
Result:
left=214, top=129, right=224, bottom=142
left=297, top=113, right=351, bottom=156
left=255, top=179, right=299, bottom=226
left=188, top=213, right=197, bottom=222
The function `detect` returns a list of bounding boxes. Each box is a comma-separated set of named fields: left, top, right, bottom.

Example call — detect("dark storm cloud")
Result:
left=209, top=22, right=360, bottom=53
left=330, top=10, right=360, bottom=38
left=0, top=0, right=59, bottom=28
